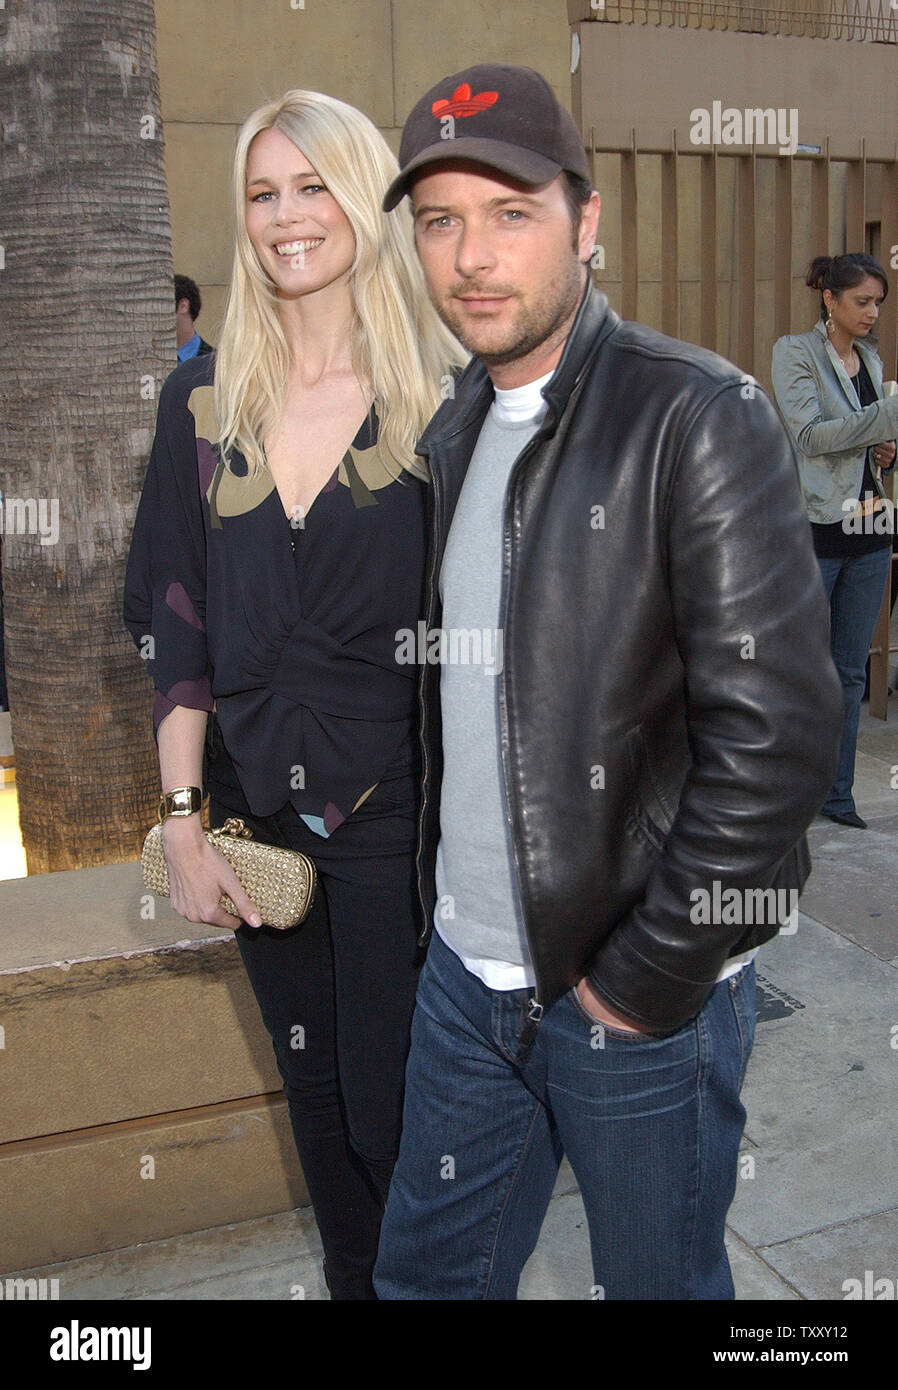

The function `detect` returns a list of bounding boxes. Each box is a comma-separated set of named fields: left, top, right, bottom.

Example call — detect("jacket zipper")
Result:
left=497, top=434, right=547, bottom=1023
left=415, top=451, right=442, bottom=948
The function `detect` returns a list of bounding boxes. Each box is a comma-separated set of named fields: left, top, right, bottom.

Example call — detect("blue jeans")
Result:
left=816, top=547, right=891, bottom=816
left=374, top=930, right=756, bottom=1300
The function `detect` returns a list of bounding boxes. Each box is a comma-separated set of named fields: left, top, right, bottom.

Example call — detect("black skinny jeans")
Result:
left=205, top=720, right=424, bottom=1299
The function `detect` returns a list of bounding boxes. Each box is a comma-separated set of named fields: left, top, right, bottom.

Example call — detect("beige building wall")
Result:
left=154, top=0, right=574, bottom=345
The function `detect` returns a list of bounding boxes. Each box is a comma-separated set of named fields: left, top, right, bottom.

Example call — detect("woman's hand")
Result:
left=872, top=441, right=896, bottom=471
left=161, top=814, right=262, bottom=930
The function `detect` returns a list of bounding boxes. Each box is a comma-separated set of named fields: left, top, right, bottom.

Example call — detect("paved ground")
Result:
left=5, top=701, right=898, bottom=1301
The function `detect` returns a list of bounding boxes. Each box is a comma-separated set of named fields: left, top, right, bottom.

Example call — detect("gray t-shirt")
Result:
left=433, top=374, right=552, bottom=990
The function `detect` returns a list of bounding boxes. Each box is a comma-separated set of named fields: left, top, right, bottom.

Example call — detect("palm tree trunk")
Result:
left=0, top=0, right=174, bottom=872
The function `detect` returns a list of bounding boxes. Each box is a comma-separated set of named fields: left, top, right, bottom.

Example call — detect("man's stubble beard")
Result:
left=436, top=254, right=586, bottom=369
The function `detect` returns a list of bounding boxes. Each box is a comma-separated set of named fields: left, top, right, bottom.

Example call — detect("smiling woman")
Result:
left=123, top=89, right=465, bottom=1299
left=242, top=129, right=370, bottom=519
left=245, top=129, right=357, bottom=307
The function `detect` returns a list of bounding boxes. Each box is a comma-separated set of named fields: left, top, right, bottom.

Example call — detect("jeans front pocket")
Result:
left=566, top=985, right=682, bottom=1042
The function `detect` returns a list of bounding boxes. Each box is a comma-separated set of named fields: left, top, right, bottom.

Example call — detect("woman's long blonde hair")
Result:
left=214, top=89, right=466, bottom=479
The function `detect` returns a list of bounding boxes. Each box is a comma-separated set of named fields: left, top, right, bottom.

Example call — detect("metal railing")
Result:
left=585, top=136, right=898, bottom=379
left=585, top=1, right=898, bottom=42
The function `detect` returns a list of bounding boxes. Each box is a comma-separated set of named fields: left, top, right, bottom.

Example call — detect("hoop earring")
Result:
left=825, top=314, right=835, bottom=334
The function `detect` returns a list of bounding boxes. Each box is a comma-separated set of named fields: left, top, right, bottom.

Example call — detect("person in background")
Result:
left=175, top=273, right=215, bottom=362
left=773, top=254, right=898, bottom=829
left=126, top=90, right=463, bottom=1298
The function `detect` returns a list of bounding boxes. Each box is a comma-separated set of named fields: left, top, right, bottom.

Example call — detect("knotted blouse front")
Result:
left=124, top=353, right=427, bottom=837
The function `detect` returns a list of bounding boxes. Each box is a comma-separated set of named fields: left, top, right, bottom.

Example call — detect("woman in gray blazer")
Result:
left=772, top=253, right=897, bottom=828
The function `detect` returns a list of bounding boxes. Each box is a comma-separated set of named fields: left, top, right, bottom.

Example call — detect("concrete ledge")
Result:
left=0, top=862, right=307, bottom=1267
left=0, top=860, right=234, bottom=974
left=0, top=863, right=281, bottom=1141
left=0, top=1093, right=307, bottom=1271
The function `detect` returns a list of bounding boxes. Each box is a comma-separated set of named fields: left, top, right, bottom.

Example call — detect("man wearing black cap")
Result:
left=374, top=64, right=840, bottom=1299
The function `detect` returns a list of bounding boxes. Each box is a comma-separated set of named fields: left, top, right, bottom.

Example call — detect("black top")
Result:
left=124, top=353, right=427, bottom=837
left=810, top=356, right=894, bottom=558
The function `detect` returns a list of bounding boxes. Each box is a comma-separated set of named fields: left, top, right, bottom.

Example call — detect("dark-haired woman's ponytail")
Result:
left=806, top=255, right=834, bottom=292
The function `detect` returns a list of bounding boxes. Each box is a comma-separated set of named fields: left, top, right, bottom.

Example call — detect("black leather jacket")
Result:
left=414, top=282, right=842, bottom=1032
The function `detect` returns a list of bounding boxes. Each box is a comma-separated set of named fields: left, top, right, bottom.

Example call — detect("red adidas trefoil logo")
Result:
left=432, top=83, right=499, bottom=120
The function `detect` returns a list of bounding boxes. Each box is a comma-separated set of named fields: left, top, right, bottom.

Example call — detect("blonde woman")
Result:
left=125, top=91, right=464, bottom=1298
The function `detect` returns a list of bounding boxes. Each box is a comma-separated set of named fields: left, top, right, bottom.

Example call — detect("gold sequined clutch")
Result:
left=141, top=817, right=317, bottom=929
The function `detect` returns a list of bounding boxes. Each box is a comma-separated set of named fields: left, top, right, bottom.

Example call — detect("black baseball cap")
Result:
left=383, top=63, right=592, bottom=212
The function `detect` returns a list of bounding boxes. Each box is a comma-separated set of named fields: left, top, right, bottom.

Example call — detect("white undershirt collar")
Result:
left=489, top=369, right=555, bottom=425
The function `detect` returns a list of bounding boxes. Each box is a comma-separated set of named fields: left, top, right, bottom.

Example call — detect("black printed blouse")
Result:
left=124, top=353, right=427, bottom=837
